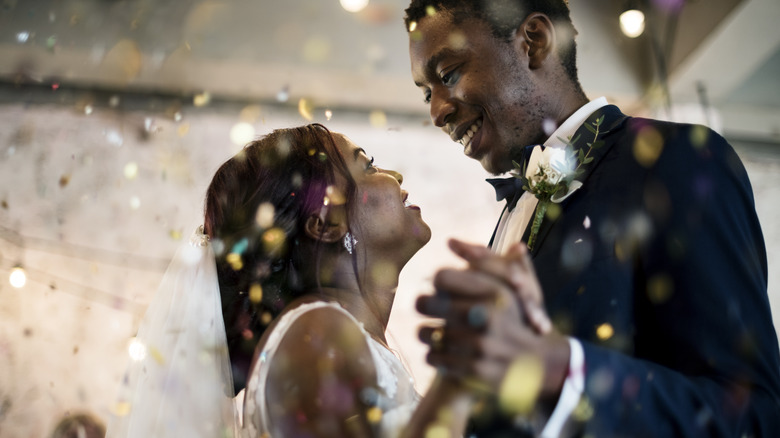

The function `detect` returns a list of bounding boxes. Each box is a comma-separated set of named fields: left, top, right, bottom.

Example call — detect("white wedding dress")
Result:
left=240, top=301, right=420, bottom=438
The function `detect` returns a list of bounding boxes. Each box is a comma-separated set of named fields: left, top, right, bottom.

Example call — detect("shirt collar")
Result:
left=543, top=97, right=609, bottom=149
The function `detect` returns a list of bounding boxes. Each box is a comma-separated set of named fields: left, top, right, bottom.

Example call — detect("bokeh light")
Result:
left=123, top=162, right=138, bottom=180
left=620, top=9, right=645, bottom=38
left=9, top=267, right=26, bottom=288
left=230, top=122, right=255, bottom=145
left=596, top=323, right=615, bottom=340
left=128, top=337, right=147, bottom=361
left=340, top=0, right=369, bottom=13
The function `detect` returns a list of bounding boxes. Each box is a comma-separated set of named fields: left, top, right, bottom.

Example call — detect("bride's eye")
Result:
left=366, top=156, right=378, bottom=173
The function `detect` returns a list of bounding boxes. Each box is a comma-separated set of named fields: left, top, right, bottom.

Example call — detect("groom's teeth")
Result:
left=458, top=120, right=482, bottom=149
left=404, top=200, right=411, bottom=207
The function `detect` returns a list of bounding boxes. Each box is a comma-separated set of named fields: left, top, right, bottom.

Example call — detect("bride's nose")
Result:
left=380, top=168, right=403, bottom=185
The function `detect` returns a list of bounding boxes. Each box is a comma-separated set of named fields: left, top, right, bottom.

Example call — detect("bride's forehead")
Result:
left=333, top=133, right=361, bottom=156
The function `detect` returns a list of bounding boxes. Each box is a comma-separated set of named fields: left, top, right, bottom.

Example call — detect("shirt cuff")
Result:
left=540, top=337, right=585, bottom=438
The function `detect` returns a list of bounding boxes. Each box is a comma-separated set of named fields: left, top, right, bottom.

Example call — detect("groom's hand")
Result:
left=416, top=239, right=569, bottom=404
left=447, top=239, right=551, bottom=335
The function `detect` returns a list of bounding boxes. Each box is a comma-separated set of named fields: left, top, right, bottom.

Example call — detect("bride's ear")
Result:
left=303, top=207, right=348, bottom=243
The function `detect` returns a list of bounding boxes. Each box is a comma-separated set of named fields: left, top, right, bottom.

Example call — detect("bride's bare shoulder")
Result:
left=263, top=301, right=379, bottom=435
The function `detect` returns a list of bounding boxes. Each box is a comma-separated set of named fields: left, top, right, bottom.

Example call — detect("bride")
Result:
left=107, top=124, right=469, bottom=437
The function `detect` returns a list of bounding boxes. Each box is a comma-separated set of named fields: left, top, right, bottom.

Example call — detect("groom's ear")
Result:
left=304, top=207, right=348, bottom=243
left=515, top=13, right=556, bottom=70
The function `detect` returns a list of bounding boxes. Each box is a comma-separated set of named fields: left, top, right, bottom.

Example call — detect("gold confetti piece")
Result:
left=647, top=274, right=673, bottom=304
left=448, top=31, right=467, bottom=50
left=408, top=21, right=417, bottom=32
left=426, top=5, right=436, bottom=16
left=169, top=229, right=182, bottom=240
left=112, top=402, right=132, bottom=417
left=298, top=98, right=314, bottom=121
left=369, top=110, right=387, bottom=128
left=596, top=323, right=614, bottom=340
left=148, top=346, right=165, bottom=364
left=177, top=122, right=190, bottom=137
left=633, top=126, right=664, bottom=167
left=226, top=253, right=243, bottom=271
left=193, top=92, right=211, bottom=107
left=249, top=283, right=263, bottom=304
left=129, top=196, right=141, bottom=210
left=425, top=425, right=449, bottom=438
left=260, top=312, right=273, bottom=325
left=325, top=185, right=346, bottom=205
left=101, top=39, right=142, bottom=81
left=572, top=397, right=594, bottom=421
left=240, top=105, right=262, bottom=122
left=325, top=109, right=333, bottom=120
left=498, top=356, right=543, bottom=415
left=690, top=125, right=709, bottom=149
left=366, top=406, right=383, bottom=424
left=371, top=261, right=398, bottom=289
left=59, top=174, right=70, bottom=187
left=262, top=228, right=287, bottom=257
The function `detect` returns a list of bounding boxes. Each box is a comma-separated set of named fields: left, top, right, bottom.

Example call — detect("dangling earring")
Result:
left=343, top=232, right=358, bottom=255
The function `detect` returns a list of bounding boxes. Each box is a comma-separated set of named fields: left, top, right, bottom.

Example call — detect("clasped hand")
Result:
left=417, top=239, right=570, bottom=406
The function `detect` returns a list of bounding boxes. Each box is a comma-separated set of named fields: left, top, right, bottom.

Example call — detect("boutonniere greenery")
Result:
left=512, top=115, right=607, bottom=250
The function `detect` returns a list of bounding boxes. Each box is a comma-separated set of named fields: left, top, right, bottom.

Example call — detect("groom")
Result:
left=406, top=0, right=780, bottom=436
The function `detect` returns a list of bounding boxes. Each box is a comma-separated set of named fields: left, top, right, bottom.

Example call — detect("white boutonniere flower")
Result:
left=512, top=115, right=607, bottom=250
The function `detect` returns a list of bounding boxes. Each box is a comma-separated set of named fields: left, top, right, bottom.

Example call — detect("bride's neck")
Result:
left=313, top=285, right=395, bottom=346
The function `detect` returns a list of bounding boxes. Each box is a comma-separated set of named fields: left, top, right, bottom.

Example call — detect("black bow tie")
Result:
left=486, top=144, right=539, bottom=212
left=486, top=177, right=524, bottom=211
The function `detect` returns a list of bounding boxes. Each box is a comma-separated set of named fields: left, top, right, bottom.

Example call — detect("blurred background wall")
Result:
left=0, top=0, right=778, bottom=436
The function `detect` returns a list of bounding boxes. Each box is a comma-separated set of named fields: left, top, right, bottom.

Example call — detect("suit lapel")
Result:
left=525, top=105, right=629, bottom=257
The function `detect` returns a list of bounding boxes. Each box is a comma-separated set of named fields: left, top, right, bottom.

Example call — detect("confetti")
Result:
left=298, top=98, right=314, bottom=121
left=498, top=356, right=543, bottom=415
left=596, top=323, right=614, bottom=340
left=193, top=92, right=211, bottom=107
left=369, top=110, right=387, bottom=128
left=633, top=126, right=664, bottom=167
left=249, top=284, right=263, bottom=304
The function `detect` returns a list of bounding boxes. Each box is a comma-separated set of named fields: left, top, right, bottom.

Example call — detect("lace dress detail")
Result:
left=241, top=301, right=419, bottom=438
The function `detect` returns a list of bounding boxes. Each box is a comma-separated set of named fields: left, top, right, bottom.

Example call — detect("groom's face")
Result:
left=409, top=11, right=549, bottom=175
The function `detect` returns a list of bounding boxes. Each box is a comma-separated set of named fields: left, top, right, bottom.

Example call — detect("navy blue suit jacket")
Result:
left=488, top=105, right=780, bottom=437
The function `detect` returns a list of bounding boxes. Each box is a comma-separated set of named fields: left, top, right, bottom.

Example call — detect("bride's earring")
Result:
left=343, top=232, right=358, bottom=255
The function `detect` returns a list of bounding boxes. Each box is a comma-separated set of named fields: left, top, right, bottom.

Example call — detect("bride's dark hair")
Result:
left=203, top=124, right=357, bottom=392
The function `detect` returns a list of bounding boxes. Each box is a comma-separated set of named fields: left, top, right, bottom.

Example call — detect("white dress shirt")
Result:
left=492, top=97, right=608, bottom=438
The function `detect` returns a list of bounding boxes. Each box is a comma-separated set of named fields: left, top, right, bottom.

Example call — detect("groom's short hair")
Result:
left=403, top=0, right=580, bottom=84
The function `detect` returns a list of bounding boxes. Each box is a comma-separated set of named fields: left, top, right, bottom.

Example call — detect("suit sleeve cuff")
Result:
left=540, top=337, right=585, bottom=438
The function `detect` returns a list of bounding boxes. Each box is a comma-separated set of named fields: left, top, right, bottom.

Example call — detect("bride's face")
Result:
left=333, top=134, right=431, bottom=259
